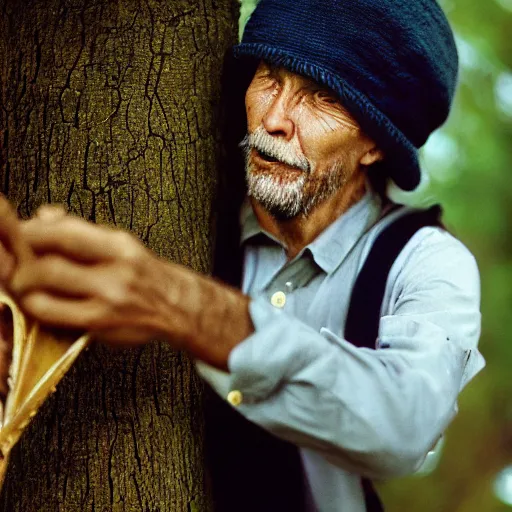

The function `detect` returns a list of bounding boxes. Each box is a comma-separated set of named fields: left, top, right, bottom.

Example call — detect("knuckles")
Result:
left=115, top=231, right=147, bottom=263
left=96, top=258, right=149, bottom=313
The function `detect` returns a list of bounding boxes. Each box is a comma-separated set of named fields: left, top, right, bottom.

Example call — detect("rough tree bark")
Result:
left=0, top=0, right=239, bottom=510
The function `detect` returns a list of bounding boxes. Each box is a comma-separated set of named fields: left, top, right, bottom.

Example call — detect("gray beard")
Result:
left=245, top=160, right=347, bottom=220
left=240, top=130, right=348, bottom=219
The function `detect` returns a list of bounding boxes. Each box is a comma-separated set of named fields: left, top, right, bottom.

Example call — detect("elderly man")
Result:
left=0, top=0, right=484, bottom=510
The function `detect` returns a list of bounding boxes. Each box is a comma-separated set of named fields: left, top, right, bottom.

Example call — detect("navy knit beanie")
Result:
left=234, top=0, right=459, bottom=193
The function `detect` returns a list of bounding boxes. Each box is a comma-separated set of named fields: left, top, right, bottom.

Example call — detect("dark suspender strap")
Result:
left=204, top=388, right=308, bottom=512
left=344, top=205, right=442, bottom=512
left=345, top=206, right=442, bottom=349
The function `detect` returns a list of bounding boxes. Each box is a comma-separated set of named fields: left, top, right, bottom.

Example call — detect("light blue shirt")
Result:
left=197, top=192, right=485, bottom=512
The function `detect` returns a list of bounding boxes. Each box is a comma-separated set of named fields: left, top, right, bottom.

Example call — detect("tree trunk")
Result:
left=0, top=0, right=238, bottom=510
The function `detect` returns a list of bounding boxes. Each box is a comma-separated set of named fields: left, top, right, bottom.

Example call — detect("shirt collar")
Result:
left=240, top=190, right=383, bottom=274
left=240, top=200, right=265, bottom=243
left=307, top=192, right=381, bottom=273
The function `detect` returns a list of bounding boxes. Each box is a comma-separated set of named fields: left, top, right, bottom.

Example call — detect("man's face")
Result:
left=242, top=61, right=380, bottom=219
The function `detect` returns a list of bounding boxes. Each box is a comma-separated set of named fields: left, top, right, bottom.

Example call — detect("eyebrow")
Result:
left=262, top=62, right=282, bottom=80
left=263, top=62, right=322, bottom=89
left=261, top=62, right=348, bottom=110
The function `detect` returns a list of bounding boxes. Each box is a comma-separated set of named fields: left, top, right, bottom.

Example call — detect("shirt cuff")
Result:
left=227, top=297, right=331, bottom=403
left=196, top=296, right=330, bottom=406
left=194, top=296, right=284, bottom=402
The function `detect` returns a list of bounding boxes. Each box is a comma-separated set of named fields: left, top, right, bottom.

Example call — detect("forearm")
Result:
left=157, top=260, right=254, bottom=370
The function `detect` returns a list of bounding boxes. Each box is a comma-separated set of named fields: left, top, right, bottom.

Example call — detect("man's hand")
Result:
left=6, top=206, right=253, bottom=369
left=10, top=212, right=182, bottom=345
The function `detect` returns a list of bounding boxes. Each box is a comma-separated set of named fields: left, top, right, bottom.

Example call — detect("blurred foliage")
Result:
left=239, top=0, right=512, bottom=510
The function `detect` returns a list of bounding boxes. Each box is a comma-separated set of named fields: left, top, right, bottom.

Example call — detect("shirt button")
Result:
left=227, top=390, right=243, bottom=407
left=270, top=291, right=286, bottom=308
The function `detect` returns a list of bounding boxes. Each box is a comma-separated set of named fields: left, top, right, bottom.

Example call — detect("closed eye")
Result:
left=315, top=90, right=340, bottom=105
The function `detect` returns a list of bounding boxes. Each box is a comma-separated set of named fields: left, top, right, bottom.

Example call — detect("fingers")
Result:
left=1, top=202, right=163, bottom=346
left=19, top=292, right=103, bottom=329
left=9, top=255, right=141, bottom=306
left=18, top=291, right=158, bottom=334
left=10, top=254, right=100, bottom=297
left=21, top=216, right=144, bottom=263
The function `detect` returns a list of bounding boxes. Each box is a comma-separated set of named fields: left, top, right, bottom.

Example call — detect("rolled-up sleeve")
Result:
left=198, top=229, right=485, bottom=479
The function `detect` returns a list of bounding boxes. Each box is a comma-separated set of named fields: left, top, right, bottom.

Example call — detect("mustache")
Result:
left=239, top=127, right=311, bottom=173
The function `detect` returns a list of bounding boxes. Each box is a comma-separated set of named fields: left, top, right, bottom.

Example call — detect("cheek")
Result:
left=297, top=118, right=341, bottom=162
left=300, top=114, right=363, bottom=163
left=293, top=106, right=342, bottom=151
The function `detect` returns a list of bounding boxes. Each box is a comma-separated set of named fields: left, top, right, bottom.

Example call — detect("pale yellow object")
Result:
left=226, top=390, right=243, bottom=407
left=270, top=291, right=286, bottom=308
left=0, top=291, right=90, bottom=487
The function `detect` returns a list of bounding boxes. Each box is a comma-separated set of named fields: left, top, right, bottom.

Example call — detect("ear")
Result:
left=360, top=146, right=384, bottom=166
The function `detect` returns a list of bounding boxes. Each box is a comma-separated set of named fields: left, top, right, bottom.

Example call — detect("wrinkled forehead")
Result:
left=249, top=59, right=346, bottom=102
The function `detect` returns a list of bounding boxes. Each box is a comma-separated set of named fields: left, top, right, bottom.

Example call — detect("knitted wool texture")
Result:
left=234, top=0, right=459, bottom=194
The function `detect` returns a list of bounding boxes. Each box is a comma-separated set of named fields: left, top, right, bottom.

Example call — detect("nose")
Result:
left=261, top=89, right=295, bottom=141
